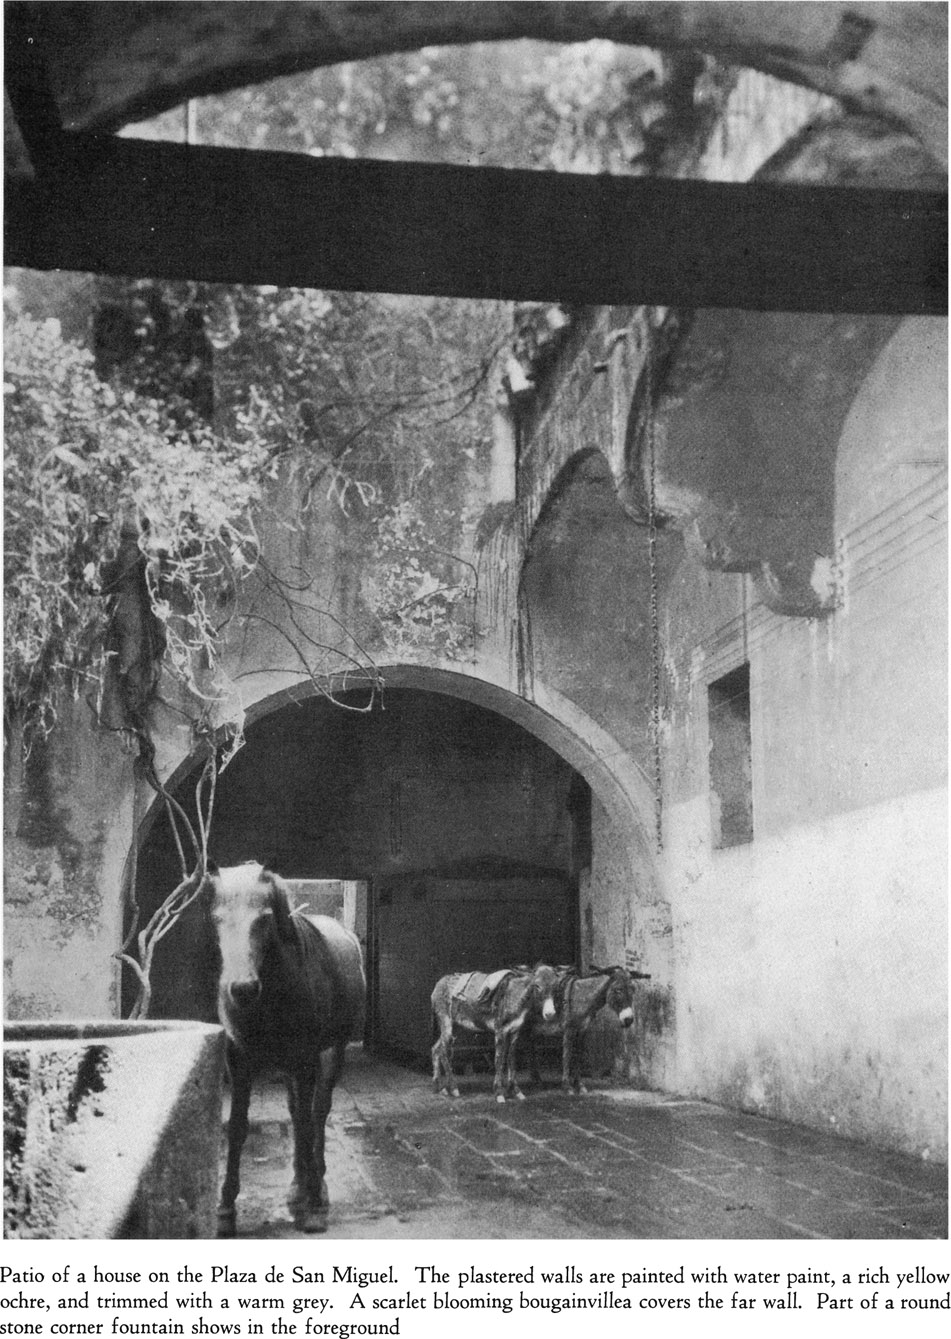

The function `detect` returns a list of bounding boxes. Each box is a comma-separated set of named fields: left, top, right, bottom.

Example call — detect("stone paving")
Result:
left=224, top=1047, right=947, bottom=1240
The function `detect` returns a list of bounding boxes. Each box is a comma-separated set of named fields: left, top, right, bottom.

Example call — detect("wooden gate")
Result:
left=369, top=873, right=575, bottom=1061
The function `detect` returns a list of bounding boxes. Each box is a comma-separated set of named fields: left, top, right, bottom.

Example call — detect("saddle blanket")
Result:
left=451, top=969, right=513, bottom=1007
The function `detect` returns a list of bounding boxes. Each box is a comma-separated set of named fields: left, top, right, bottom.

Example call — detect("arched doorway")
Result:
left=131, top=669, right=670, bottom=1082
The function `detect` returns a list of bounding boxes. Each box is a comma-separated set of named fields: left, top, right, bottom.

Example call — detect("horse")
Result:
left=430, top=963, right=560, bottom=1102
left=527, top=965, right=650, bottom=1094
left=207, top=862, right=365, bottom=1237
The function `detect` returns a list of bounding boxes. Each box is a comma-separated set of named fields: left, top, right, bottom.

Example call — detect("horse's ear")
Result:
left=266, top=872, right=297, bottom=941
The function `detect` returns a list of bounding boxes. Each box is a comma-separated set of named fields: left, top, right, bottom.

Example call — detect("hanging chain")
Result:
left=645, top=312, right=664, bottom=853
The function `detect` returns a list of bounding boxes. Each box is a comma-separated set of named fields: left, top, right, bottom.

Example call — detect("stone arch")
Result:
left=142, top=658, right=657, bottom=846
left=25, top=3, right=947, bottom=163
left=132, top=660, right=673, bottom=1084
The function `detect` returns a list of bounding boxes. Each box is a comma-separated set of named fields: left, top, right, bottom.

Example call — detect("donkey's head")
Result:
left=208, top=862, right=297, bottom=1009
left=530, top=963, right=560, bottom=1023
left=598, top=965, right=637, bottom=1029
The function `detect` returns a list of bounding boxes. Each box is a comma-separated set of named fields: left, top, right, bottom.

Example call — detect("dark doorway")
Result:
left=131, top=687, right=589, bottom=1044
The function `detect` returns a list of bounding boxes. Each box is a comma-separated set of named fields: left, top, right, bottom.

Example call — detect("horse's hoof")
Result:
left=495, top=1093, right=506, bottom=1104
left=216, top=1215, right=236, bottom=1239
left=289, top=1202, right=328, bottom=1233
left=578, top=1085, right=589, bottom=1096
left=451, top=1088, right=460, bottom=1098
left=515, top=1090, right=526, bottom=1102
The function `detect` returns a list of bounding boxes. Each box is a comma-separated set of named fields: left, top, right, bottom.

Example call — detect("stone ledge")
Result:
left=4, top=1019, right=224, bottom=1238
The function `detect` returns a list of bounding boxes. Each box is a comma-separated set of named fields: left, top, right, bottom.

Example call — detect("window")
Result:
left=708, top=663, right=753, bottom=849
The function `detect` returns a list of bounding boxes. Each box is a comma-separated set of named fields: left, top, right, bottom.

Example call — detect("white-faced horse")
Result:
left=208, top=862, right=365, bottom=1236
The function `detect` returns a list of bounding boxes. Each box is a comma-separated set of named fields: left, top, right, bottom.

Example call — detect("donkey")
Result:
left=208, top=862, right=365, bottom=1237
left=430, top=963, right=559, bottom=1102
left=528, top=965, right=649, bottom=1094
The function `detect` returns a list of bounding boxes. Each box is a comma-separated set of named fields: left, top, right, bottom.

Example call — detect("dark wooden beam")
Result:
left=3, top=6, right=64, bottom=174
left=4, top=133, right=946, bottom=314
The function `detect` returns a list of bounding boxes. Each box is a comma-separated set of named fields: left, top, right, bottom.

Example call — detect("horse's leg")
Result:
left=305, top=1040, right=347, bottom=1232
left=286, top=1059, right=324, bottom=1233
left=218, top=1047, right=252, bottom=1238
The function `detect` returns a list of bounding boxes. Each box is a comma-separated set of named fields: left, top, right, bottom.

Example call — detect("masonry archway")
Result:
left=132, top=664, right=671, bottom=1084
left=12, top=2, right=945, bottom=164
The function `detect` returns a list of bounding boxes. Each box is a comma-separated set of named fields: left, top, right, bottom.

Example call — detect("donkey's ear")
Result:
left=266, top=873, right=297, bottom=941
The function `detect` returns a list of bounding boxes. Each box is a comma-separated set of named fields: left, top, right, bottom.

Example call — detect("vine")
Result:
left=3, top=299, right=266, bottom=752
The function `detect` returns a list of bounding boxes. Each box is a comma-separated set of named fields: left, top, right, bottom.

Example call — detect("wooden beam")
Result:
left=4, top=133, right=946, bottom=314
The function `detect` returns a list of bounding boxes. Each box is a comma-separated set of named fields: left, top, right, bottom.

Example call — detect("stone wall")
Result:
left=3, top=702, right=133, bottom=1020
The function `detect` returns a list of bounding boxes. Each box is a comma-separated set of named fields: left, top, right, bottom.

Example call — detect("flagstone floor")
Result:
left=223, top=1047, right=947, bottom=1240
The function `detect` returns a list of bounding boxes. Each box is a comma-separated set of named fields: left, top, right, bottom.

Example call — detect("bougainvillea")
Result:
left=3, top=297, right=266, bottom=747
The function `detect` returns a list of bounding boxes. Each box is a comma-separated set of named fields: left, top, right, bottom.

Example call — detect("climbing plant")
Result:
left=89, top=279, right=507, bottom=663
left=3, top=298, right=268, bottom=750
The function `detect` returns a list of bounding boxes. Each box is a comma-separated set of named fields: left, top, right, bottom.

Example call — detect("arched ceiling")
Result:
left=8, top=1, right=948, bottom=163
left=5, top=2, right=945, bottom=314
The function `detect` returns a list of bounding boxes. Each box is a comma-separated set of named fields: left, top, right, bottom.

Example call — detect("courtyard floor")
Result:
left=223, top=1046, right=947, bottom=1240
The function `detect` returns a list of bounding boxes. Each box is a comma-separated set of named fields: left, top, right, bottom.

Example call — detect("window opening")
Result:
left=285, top=879, right=367, bottom=940
left=707, top=663, right=753, bottom=848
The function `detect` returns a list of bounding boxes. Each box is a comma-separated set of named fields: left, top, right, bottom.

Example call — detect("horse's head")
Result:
left=530, top=963, right=560, bottom=1023
left=208, top=862, right=297, bottom=1010
left=603, top=966, right=636, bottom=1028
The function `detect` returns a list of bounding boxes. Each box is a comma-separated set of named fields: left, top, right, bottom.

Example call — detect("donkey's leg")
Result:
left=218, top=1048, right=252, bottom=1238
left=494, top=1023, right=525, bottom=1102
left=525, top=1028, right=540, bottom=1087
left=569, top=1027, right=589, bottom=1095
left=561, top=1026, right=574, bottom=1094
left=432, top=1014, right=459, bottom=1097
left=563, top=1027, right=588, bottom=1094
left=430, top=1036, right=443, bottom=1090
left=286, top=1060, right=324, bottom=1232
left=506, top=1024, right=526, bottom=1101
left=493, top=1028, right=509, bottom=1103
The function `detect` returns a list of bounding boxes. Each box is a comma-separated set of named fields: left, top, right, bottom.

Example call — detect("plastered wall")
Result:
left=660, top=318, right=947, bottom=1159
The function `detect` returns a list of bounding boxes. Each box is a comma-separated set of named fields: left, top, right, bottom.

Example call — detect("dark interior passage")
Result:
left=132, top=688, right=588, bottom=1046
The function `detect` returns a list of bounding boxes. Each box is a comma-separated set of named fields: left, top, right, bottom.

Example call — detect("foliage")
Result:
left=130, top=40, right=728, bottom=176
left=89, top=277, right=506, bottom=664
left=3, top=297, right=266, bottom=745
left=361, top=504, right=478, bottom=660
